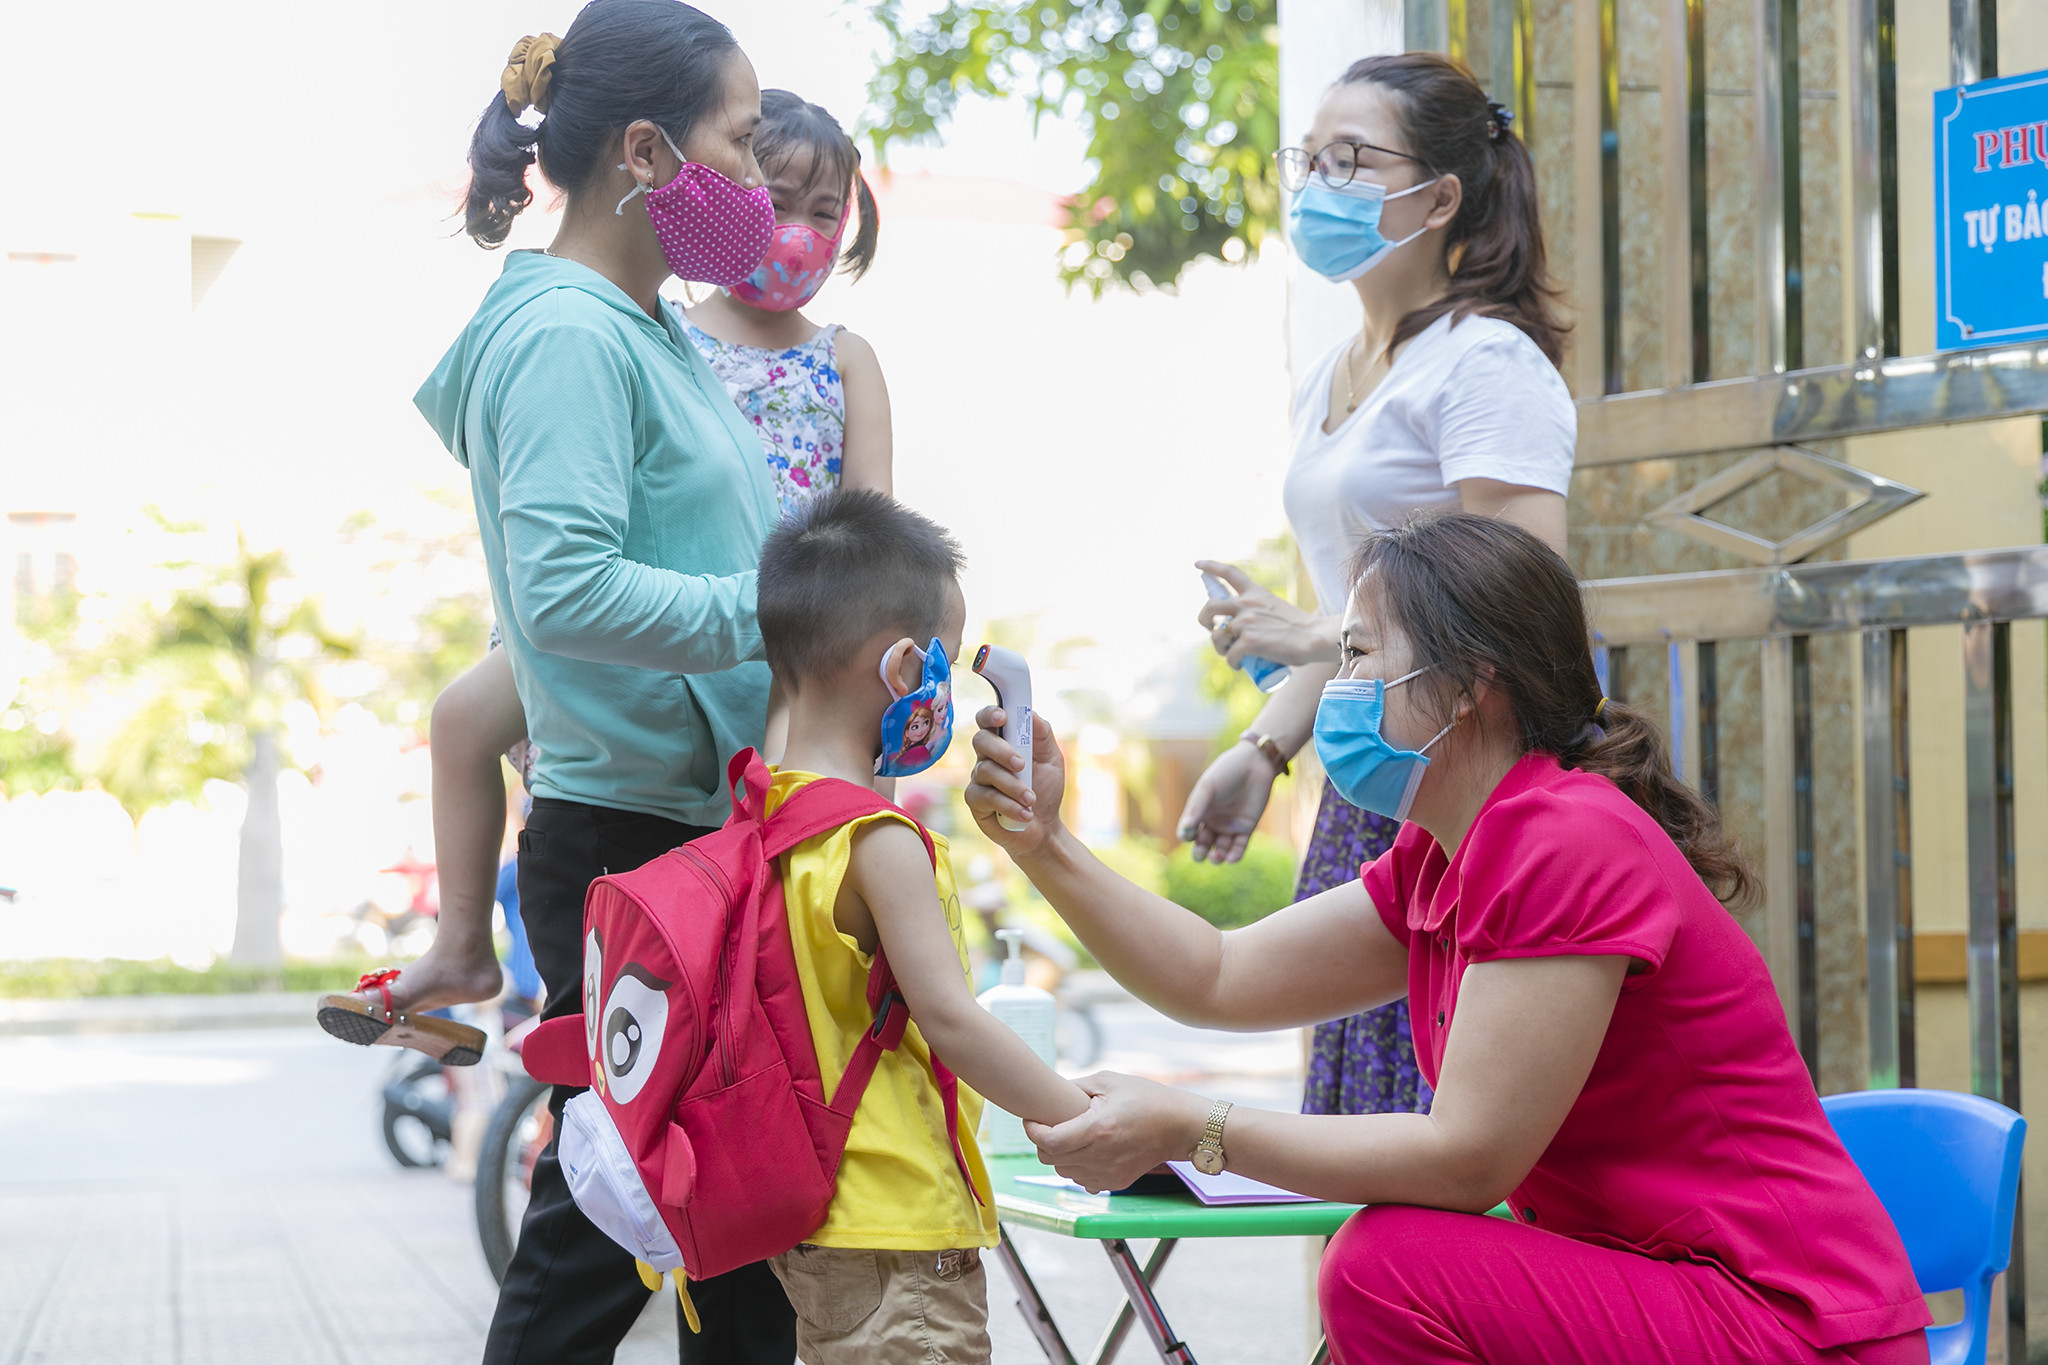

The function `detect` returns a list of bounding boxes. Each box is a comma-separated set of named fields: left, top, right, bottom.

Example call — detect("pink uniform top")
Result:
left=1364, top=753, right=1931, bottom=1351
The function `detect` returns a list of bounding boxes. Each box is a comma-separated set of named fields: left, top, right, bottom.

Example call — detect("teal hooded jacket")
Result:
left=416, top=251, right=777, bottom=826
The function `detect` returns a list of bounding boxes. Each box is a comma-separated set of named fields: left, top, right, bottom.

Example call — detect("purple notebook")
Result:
left=1164, top=1161, right=1319, bottom=1205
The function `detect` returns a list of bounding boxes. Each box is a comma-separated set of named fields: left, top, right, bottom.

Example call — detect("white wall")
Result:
left=1277, top=0, right=1406, bottom=383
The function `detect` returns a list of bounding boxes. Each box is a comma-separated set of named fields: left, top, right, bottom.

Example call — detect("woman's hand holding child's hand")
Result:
left=965, top=707, right=1064, bottom=856
left=1024, top=1072, right=1213, bottom=1193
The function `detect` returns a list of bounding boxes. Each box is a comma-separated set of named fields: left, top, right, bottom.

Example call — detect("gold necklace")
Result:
left=1342, top=336, right=1373, bottom=413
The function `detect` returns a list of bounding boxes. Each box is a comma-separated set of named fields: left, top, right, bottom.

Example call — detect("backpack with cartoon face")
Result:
left=518, top=750, right=975, bottom=1284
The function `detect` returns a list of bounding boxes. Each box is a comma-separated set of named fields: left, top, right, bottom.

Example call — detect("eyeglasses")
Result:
left=1274, top=140, right=1429, bottom=193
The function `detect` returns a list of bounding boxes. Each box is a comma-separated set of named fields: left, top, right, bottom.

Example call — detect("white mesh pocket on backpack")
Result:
left=560, top=1091, right=685, bottom=1273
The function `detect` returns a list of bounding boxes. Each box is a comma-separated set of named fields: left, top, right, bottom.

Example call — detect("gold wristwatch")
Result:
left=1189, top=1099, right=1233, bottom=1176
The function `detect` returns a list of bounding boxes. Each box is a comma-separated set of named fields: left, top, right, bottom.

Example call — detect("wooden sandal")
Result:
left=317, top=969, right=487, bottom=1066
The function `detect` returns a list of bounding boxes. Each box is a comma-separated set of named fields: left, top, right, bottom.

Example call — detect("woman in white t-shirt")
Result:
left=1183, top=52, right=1575, bottom=1117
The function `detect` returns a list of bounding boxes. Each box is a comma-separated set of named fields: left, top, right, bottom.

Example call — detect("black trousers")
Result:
left=484, top=797, right=797, bottom=1365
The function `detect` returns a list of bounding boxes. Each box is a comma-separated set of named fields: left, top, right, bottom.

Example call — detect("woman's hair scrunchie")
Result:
left=502, top=33, right=561, bottom=116
left=1485, top=99, right=1514, bottom=139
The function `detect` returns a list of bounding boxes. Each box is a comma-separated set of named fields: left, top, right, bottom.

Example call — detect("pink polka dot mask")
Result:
left=615, top=126, right=775, bottom=288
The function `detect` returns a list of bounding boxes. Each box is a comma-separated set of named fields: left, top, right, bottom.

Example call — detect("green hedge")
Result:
left=0, top=956, right=382, bottom=999
left=1161, top=835, right=1298, bottom=930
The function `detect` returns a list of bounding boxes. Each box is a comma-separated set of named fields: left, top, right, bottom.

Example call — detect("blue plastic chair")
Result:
left=1821, top=1088, right=2025, bottom=1365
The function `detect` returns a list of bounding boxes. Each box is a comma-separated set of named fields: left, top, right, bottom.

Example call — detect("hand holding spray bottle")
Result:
left=1203, top=573, right=1291, bottom=693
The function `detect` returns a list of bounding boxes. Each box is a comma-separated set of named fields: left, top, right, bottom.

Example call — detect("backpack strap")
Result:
left=754, top=767, right=982, bottom=1203
left=757, top=769, right=936, bottom=866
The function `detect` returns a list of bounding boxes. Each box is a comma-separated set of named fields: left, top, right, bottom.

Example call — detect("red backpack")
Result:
left=519, top=749, right=976, bottom=1285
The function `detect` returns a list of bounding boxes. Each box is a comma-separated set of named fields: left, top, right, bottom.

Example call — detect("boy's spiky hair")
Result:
left=758, top=489, right=964, bottom=686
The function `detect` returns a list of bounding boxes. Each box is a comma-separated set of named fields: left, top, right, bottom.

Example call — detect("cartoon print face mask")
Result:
left=727, top=206, right=846, bottom=312
left=875, top=638, right=953, bottom=778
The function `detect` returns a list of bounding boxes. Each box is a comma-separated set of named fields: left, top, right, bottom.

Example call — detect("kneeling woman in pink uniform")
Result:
left=964, top=513, right=1929, bottom=1365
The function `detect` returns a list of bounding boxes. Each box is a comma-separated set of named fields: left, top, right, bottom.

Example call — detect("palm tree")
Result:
left=102, top=534, right=355, bottom=965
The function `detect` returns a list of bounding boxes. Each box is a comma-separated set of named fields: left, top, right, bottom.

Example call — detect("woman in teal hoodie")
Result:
left=411, top=4, right=791, bottom=1361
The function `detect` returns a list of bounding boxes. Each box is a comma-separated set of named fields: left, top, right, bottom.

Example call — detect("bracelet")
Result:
left=1238, top=730, right=1292, bottom=777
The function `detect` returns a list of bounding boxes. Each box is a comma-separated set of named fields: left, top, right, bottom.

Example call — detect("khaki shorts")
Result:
left=768, top=1243, right=991, bottom=1365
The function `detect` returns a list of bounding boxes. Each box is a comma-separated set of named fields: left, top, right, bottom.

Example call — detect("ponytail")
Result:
left=1351, top=513, right=1757, bottom=908
left=1336, top=53, right=1570, bottom=367
left=1561, top=700, right=1757, bottom=907
left=465, top=96, right=542, bottom=248
left=841, top=171, right=881, bottom=281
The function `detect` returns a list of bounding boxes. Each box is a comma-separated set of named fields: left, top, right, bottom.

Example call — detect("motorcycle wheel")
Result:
left=476, top=1074, right=553, bottom=1284
left=382, top=1059, right=452, bottom=1169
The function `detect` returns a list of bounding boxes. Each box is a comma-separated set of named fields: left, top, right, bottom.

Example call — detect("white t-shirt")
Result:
left=1281, top=313, right=1577, bottom=611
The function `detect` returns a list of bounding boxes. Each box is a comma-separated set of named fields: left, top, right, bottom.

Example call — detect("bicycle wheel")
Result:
left=382, top=1060, right=452, bottom=1169
left=1055, top=1004, right=1103, bottom=1070
left=475, top=1075, right=553, bottom=1284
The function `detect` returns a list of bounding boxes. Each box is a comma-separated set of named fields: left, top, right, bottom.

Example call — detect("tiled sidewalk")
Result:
left=0, top=1016, right=1320, bottom=1364
left=0, top=1170, right=683, bottom=1365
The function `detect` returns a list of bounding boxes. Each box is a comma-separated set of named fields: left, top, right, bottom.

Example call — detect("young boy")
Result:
left=757, top=489, right=1091, bottom=1363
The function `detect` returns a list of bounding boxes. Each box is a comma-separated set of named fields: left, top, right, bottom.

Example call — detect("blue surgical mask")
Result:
left=875, top=638, right=953, bottom=778
left=1312, top=667, right=1457, bottom=821
left=1285, top=176, right=1438, bottom=282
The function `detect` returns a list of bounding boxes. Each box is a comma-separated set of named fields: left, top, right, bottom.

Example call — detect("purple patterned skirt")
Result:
left=1298, top=780, right=1434, bottom=1116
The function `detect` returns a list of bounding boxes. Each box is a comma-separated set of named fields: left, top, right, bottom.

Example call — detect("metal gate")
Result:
left=1403, top=0, right=2045, bottom=1349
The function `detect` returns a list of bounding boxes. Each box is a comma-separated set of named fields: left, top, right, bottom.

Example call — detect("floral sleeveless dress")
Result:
left=1298, top=782, right=1433, bottom=1115
left=683, top=320, right=845, bottom=517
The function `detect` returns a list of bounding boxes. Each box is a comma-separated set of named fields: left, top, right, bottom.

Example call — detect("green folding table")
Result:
left=987, top=1154, right=1361, bottom=1365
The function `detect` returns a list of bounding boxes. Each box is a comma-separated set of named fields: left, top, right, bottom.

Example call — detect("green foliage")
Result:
left=1161, top=832, right=1295, bottom=927
left=337, top=499, right=493, bottom=729
left=1, top=576, right=86, bottom=796
left=98, top=531, right=356, bottom=815
left=865, top=0, right=1280, bottom=293
left=369, top=594, right=493, bottom=728
left=0, top=707, right=79, bottom=795
left=0, top=955, right=381, bottom=998
left=1092, top=834, right=1168, bottom=896
left=1194, top=531, right=1302, bottom=750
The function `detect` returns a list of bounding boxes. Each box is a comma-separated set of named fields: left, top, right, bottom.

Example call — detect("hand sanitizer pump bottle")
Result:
left=976, top=928, right=1058, bottom=1157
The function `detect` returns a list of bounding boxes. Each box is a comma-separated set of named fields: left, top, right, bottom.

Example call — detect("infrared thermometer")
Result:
left=971, top=644, right=1034, bottom=832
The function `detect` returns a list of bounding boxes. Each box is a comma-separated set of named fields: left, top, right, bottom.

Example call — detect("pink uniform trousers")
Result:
left=1319, top=1206, right=1931, bottom=1365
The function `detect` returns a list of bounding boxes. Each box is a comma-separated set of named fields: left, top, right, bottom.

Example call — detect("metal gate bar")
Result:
left=1860, top=627, right=1915, bottom=1090
left=1588, top=545, right=2041, bottom=1348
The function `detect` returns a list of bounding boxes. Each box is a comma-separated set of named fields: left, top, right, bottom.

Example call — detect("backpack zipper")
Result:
left=678, top=846, right=738, bottom=1087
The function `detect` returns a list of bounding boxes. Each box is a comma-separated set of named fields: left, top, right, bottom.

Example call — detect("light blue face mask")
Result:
left=1313, top=667, right=1458, bottom=821
left=1285, top=175, right=1438, bottom=282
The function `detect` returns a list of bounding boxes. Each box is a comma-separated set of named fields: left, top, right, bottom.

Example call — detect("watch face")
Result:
left=1192, top=1145, right=1224, bottom=1176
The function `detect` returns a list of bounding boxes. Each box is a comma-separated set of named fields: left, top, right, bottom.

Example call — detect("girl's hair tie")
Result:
left=502, top=33, right=562, bottom=117
left=1485, top=99, right=1514, bottom=140
left=1593, top=696, right=1609, bottom=723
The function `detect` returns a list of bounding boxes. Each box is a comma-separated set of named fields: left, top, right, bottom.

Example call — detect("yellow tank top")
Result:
left=766, top=770, right=997, bottom=1251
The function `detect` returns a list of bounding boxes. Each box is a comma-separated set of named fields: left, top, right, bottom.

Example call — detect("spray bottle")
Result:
left=1203, top=573, right=1291, bottom=693
left=976, top=928, right=1058, bottom=1157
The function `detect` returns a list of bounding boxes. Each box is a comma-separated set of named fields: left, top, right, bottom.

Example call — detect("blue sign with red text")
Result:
left=1935, top=68, right=2048, bottom=350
